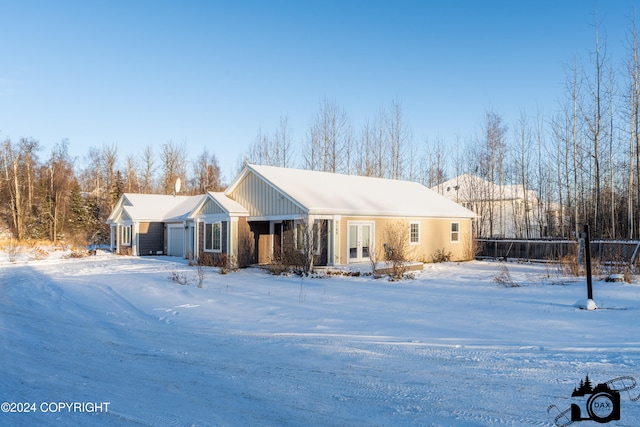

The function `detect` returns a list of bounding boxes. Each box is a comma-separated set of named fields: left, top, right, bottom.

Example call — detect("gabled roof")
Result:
left=227, top=164, right=477, bottom=218
left=207, top=192, right=249, bottom=216
left=106, top=194, right=205, bottom=223
left=163, top=195, right=207, bottom=222
left=188, top=192, right=249, bottom=218
left=433, top=174, right=538, bottom=202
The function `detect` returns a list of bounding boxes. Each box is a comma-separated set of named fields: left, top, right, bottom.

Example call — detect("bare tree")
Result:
left=273, top=114, right=295, bottom=168
left=102, top=143, right=118, bottom=208
left=581, top=16, right=608, bottom=237
left=244, top=114, right=296, bottom=169
left=354, top=120, right=375, bottom=177
left=39, top=140, right=74, bottom=242
left=160, top=141, right=187, bottom=195
left=373, top=107, right=387, bottom=178
left=20, top=137, right=40, bottom=214
left=551, top=105, right=574, bottom=238
left=421, top=137, right=447, bottom=189
left=124, top=154, right=140, bottom=193
left=2, top=139, right=24, bottom=240
left=474, top=110, right=508, bottom=237
left=86, top=146, right=102, bottom=199
left=140, top=145, right=155, bottom=193
left=514, top=111, right=532, bottom=238
left=386, top=98, right=410, bottom=180
left=303, top=97, right=352, bottom=173
left=192, top=148, right=223, bottom=194
left=0, top=137, right=42, bottom=240
left=625, top=14, right=640, bottom=238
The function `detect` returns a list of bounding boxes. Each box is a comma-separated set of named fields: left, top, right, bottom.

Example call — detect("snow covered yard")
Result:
left=2, top=253, right=640, bottom=426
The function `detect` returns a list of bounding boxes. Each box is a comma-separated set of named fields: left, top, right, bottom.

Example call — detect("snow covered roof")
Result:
left=206, top=192, right=249, bottom=216
left=229, top=164, right=477, bottom=218
left=433, top=174, right=538, bottom=202
left=107, top=194, right=205, bottom=223
left=163, top=195, right=208, bottom=222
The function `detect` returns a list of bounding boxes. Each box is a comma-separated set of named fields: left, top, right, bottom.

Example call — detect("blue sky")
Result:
left=1, top=0, right=638, bottom=181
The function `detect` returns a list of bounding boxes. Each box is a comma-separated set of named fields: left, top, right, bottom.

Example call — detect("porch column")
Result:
left=132, top=222, right=139, bottom=256
left=326, top=219, right=335, bottom=266
left=194, top=219, right=200, bottom=262
left=115, top=225, right=120, bottom=254
left=110, top=224, right=116, bottom=252
left=332, top=216, right=341, bottom=266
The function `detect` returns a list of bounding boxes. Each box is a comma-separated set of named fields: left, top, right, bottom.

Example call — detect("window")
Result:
left=121, top=225, right=131, bottom=246
left=204, top=222, right=222, bottom=252
left=409, top=222, right=420, bottom=244
left=450, top=222, right=460, bottom=243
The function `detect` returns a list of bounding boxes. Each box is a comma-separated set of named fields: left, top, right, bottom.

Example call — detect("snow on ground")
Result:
left=2, top=251, right=640, bottom=426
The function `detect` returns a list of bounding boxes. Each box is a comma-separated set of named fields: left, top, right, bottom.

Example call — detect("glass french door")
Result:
left=348, top=222, right=373, bottom=262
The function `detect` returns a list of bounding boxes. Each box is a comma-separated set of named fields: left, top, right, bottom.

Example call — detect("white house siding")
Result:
left=228, top=171, right=305, bottom=219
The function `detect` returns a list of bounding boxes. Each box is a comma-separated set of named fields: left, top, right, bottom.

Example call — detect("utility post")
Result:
left=584, top=223, right=593, bottom=301
left=578, top=223, right=598, bottom=310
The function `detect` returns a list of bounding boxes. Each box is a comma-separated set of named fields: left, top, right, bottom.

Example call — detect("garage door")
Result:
left=167, top=225, right=185, bottom=257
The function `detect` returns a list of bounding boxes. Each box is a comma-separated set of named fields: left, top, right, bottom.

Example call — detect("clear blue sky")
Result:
left=1, top=0, right=638, bottom=181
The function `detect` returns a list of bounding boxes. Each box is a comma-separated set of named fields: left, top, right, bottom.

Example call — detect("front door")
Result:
left=348, top=222, right=373, bottom=262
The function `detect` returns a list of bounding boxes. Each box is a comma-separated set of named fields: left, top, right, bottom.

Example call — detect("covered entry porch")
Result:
left=247, top=216, right=340, bottom=266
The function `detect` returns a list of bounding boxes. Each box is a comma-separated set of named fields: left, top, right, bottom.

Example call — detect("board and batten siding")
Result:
left=198, top=198, right=227, bottom=215
left=228, top=171, right=305, bottom=218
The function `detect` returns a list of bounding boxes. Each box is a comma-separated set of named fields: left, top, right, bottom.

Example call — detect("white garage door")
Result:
left=167, top=225, right=185, bottom=257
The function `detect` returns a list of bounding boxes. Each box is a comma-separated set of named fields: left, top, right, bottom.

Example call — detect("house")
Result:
left=433, top=174, right=542, bottom=238
left=189, top=192, right=250, bottom=265
left=107, top=194, right=203, bottom=257
left=106, top=192, right=249, bottom=260
left=108, top=164, right=478, bottom=266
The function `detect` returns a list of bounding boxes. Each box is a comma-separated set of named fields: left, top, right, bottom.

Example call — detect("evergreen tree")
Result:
left=68, top=181, right=89, bottom=233
left=110, top=170, right=124, bottom=210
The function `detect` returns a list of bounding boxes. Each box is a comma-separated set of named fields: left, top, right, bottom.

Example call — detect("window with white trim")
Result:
left=121, top=225, right=131, bottom=246
left=204, top=222, right=222, bottom=252
left=450, top=222, right=460, bottom=243
left=409, top=222, right=420, bottom=245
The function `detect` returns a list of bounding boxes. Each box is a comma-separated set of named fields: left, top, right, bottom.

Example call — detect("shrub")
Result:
left=198, top=252, right=237, bottom=274
left=168, top=270, right=191, bottom=286
left=64, top=248, right=89, bottom=259
left=32, top=247, right=50, bottom=260
left=383, top=221, right=414, bottom=281
left=6, top=239, right=19, bottom=263
left=431, top=248, right=452, bottom=263
left=493, top=264, right=519, bottom=287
